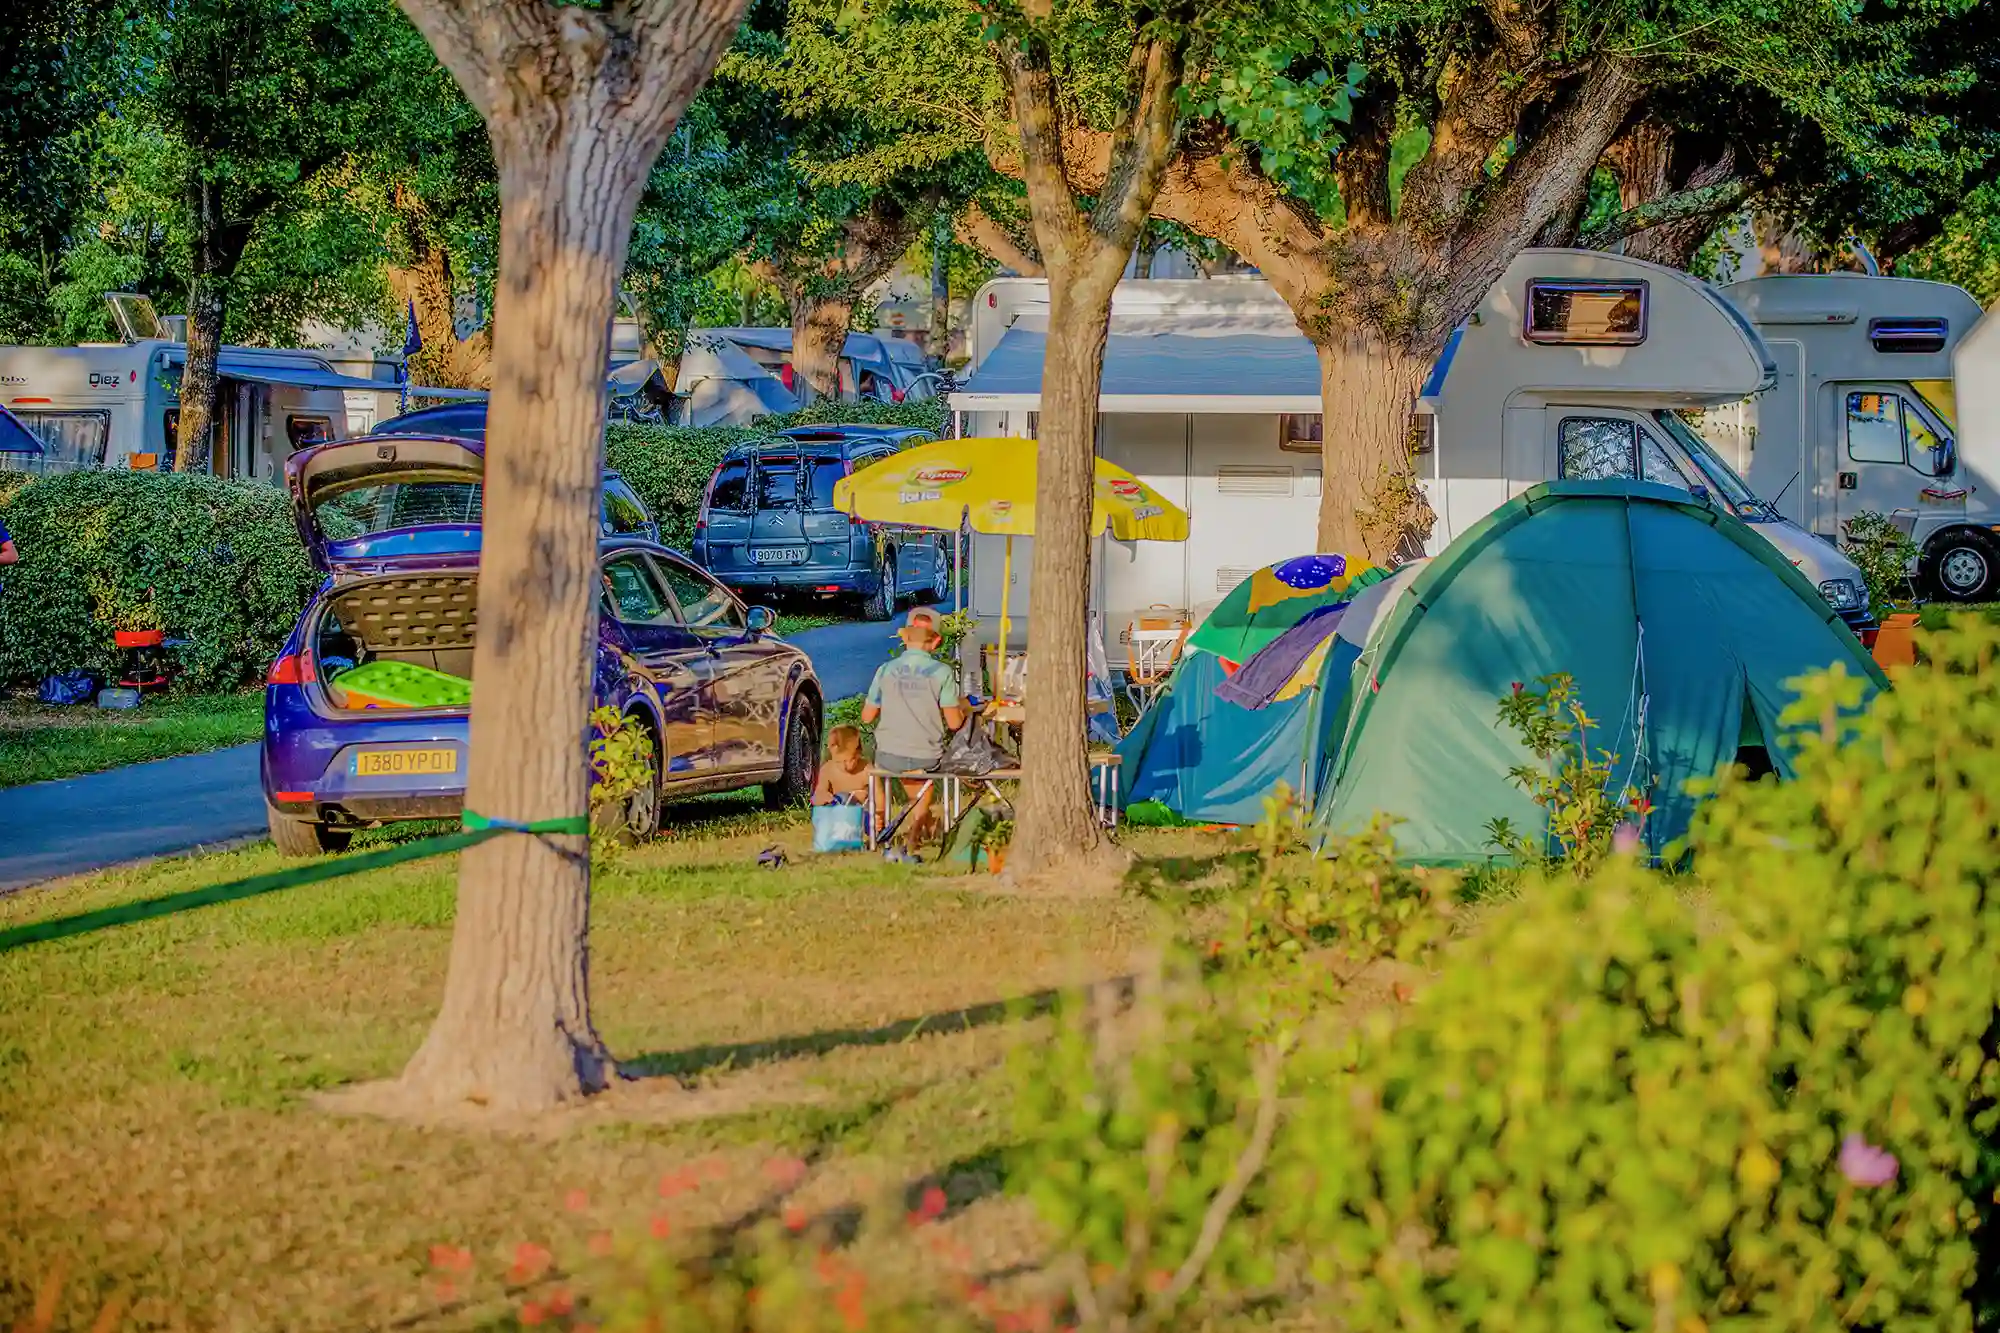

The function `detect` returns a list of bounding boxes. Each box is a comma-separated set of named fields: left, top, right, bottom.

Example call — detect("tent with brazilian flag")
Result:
left=1120, top=482, right=1886, bottom=855
left=1186, top=554, right=1391, bottom=669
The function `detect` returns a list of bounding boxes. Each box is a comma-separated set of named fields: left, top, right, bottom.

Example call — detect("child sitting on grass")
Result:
left=812, top=724, right=873, bottom=817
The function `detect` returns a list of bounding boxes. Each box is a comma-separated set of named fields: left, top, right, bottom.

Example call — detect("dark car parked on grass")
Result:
left=261, top=433, right=823, bottom=856
left=691, top=424, right=948, bottom=619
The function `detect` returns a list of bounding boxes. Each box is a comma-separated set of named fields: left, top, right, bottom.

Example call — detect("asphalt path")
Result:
left=0, top=611, right=929, bottom=891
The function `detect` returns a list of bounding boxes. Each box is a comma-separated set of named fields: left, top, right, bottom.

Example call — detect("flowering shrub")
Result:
left=1486, top=672, right=1651, bottom=875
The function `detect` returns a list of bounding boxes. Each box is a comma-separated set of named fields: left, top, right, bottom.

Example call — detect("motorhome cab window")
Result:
left=1845, top=391, right=1950, bottom=473
left=13, top=410, right=110, bottom=470
left=1525, top=279, right=1648, bottom=346
left=1557, top=417, right=1691, bottom=488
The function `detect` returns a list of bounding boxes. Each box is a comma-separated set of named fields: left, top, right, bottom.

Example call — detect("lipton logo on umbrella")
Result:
left=987, top=499, right=1014, bottom=517
left=908, top=466, right=967, bottom=487
left=1106, top=478, right=1146, bottom=501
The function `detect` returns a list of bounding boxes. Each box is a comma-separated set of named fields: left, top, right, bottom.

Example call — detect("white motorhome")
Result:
left=1417, top=249, right=1873, bottom=631
left=0, top=294, right=394, bottom=480
left=1709, top=274, right=1994, bottom=601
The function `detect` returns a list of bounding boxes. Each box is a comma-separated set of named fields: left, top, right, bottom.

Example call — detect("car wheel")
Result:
left=1923, top=529, right=2000, bottom=602
left=605, top=720, right=662, bottom=845
left=863, top=554, right=896, bottom=621
left=266, top=802, right=353, bottom=857
left=764, top=691, right=820, bottom=809
left=930, top=543, right=951, bottom=603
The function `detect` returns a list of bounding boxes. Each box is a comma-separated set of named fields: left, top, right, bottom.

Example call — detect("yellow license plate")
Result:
left=352, top=748, right=458, bottom=777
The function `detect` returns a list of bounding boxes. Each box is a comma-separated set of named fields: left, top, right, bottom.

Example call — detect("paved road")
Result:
left=0, top=743, right=265, bottom=892
left=0, top=611, right=938, bottom=890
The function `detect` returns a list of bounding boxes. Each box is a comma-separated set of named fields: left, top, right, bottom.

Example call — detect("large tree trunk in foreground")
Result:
left=1314, top=332, right=1432, bottom=563
left=1013, top=286, right=1115, bottom=870
left=791, top=295, right=853, bottom=402
left=394, top=0, right=746, bottom=1115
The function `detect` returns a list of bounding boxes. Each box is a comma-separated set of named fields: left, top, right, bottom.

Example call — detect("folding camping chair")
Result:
left=1124, top=606, right=1191, bottom=715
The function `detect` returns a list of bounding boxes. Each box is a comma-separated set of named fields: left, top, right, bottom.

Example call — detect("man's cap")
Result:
left=892, top=608, right=941, bottom=639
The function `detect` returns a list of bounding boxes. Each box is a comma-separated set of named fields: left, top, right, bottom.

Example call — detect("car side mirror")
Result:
left=745, top=605, right=776, bottom=636
left=1933, top=437, right=1957, bottom=479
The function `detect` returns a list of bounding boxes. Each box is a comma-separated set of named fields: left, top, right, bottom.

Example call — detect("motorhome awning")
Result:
left=162, top=348, right=392, bottom=394
left=949, top=326, right=1324, bottom=413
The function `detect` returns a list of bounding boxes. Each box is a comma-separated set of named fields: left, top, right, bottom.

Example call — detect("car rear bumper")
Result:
left=263, top=685, right=471, bottom=826
left=725, top=567, right=875, bottom=595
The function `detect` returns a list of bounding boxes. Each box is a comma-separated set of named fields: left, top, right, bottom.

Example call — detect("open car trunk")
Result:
left=312, top=571, right=478, bottom=714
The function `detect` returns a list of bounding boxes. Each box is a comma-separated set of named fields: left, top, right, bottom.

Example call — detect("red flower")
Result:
left=564, top=1188, right=590, bottom=1212
left=919, top=1186, right=948, bottom=1220
left=1511, top=681, right=1523, bottom=693
left=519, top=1301, right=547, bottom=1327
left=508, top=1242, right=553, bottom=1284
left=782, top=1204, right=809, bottom=1233
left=429, top=1244, right=474, bottom=1274
left=649, top=1214, right=673, bottom=1240
left=548, top=1289, right=575, bottom=1317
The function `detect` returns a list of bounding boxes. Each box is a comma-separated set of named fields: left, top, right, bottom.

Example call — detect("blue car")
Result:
left=692, top=425, right=950, bottom=620
left=262, top=432, right=823, bottom=856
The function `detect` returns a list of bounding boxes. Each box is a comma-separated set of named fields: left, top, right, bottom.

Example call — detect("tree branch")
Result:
left=957, top=201, right=1045, bottom=276
left=1580, top=175, right=1755, bottom=250
left=997, top=33, right=1088, bottom=273
left=1334, top=88, right=1398, bottom=232
left=1086, top=31, right=1187, bottom=286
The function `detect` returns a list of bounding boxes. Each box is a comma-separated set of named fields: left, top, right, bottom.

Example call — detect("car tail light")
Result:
left=891, top=389, right=905, bottom=403
left=273, top=790, right=314, bottom=804
left=267, top=651, right=315, bottom=685
left=694, top=518, right=707, bottom=537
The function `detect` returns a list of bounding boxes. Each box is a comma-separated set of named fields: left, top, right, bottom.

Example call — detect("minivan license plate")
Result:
left=351, top=748, right=458, bottom=777
left=753, top=547, right=808, bottom=564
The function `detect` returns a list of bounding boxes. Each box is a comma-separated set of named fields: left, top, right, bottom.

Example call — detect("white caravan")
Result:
left=1708, top=274, right=1994, bottom=601
left=0, top=294, right=393, bottom=480
left=1416, top=249, right=1874, bottom=632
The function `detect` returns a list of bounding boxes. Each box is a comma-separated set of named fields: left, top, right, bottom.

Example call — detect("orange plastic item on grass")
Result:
left=1871, top=612, right=1920, bottom=670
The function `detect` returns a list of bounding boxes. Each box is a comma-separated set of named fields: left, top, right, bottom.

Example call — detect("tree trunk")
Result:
left=1010, top=280, right=1114, bottom=873
left=389, top=187, right=493, bottom=390
left=1314, top=330, right=1432, bottom=563
left=396, top=122, right=648, bottom=1114
left=928, top=221, right=949, bottom=359
left=174, top=179, right=234, bottom=474
left=791, top=294, right=852, bottom=403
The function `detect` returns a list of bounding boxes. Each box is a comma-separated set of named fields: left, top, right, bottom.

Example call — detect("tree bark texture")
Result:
left=790, top=294, right=853, bottom=402
left=997, top=26, right=1183, bottom=874
left=393, top=0, right=747, bottom=1115
left=390, top=183, right=493, bottom=390
left=174, top=179, right=246, bottom=474
left=928, top=221, right=949, bottom=358
left=955, top=201, right=1044, bottom=277
left=1314, top=334, right=1432, bottom=564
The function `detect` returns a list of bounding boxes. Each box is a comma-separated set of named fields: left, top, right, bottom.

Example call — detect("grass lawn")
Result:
left=774, top=610, right=842, bottom=638
left=0, top=692, right=264, bottom=789
left=0, top=803, right=1222, bottom=1331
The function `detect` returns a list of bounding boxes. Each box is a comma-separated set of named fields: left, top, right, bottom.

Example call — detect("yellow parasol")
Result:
left=831, top=437, right=1190, bottom=681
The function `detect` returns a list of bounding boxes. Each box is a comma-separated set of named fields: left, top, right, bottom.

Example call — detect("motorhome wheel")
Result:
left=1922, top=528, right=2000, bottom=603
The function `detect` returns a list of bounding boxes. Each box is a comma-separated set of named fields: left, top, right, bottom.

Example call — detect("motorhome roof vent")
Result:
left=1868, top=317, right=1948, bottom=354
left=1524, top=279, right=1647, bottom=346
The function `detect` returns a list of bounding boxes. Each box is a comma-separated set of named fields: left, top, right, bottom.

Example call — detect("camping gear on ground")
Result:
left=1187, top=554, right=1389, bottom=668
left=1124, top=606, right=1193, bottom=713
left=831, top=436, right=1190, bottom=690
left=1871, top=612, right=1921, bottom=669
left=756, top=845, right=787, bottom=869
left=811, top=803, right=868, bottom=853
left=37, top=672, right=98, bottom=706
left=937, top=717, right=1006, bottom=776
left=1118, top=482, right=1886, bottom=860
left=331, top=659, right=472, bottom=711
left=96, top=687, right=141, bottom=710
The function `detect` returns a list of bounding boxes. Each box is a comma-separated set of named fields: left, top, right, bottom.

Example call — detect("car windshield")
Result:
left=316, top=481, right=482, bottom=539
left=806, top=455, right=845, bottom=509
left=1653, top=411, right=1769, bottom=518
left=756, top=456, right=801, bottom=508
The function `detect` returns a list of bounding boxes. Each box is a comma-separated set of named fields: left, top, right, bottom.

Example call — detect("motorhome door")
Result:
left=1830, top=383, right=1961, bottom=534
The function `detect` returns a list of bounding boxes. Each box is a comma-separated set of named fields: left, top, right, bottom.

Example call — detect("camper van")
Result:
left=1708, top=275, right=1993, bottom=601
left=0, top=293, right=393, bottom=479
left=1417, top=250, right=1874, bottom=632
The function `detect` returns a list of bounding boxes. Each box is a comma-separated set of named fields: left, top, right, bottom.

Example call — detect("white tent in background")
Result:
left=673, top=336, right=800, bottom=427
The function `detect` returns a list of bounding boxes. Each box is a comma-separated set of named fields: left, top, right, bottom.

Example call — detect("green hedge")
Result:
left=0, top=470, right=318, bottom=692
left=605, top=399, right=948, bottom=550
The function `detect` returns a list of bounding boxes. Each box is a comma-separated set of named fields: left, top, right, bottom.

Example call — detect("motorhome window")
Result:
left=1846, top=392, right=1906, bottom=464
left=1656, top=411, right=1763, bottom=513
left=13, top=410, right=110, bottom=470
left=1279, top=414, right=1323, bottom=453
left=1868, top=318, right=1948, bottom=355
left=1558, top=417, right=1640, bottom=480
left=1639, top=432, right=1693, bottom=489
left=755, top=456, right=801, bottom=508
left=286, top=416, right=334, bottom=449
left=1525, top=280, right=1647, bottom=346
left=708, top=458, right=751, bottom=511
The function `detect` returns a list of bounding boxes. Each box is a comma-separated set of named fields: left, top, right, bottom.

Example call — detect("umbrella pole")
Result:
left=999, top=534, right=1013, bottom=697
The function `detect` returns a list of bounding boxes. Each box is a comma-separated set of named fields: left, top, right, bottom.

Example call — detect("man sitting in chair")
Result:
left=864, top=609, right=969, bottom=859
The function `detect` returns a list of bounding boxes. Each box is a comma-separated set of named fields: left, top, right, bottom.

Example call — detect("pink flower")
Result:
left=1613, top=823, right=1643, bottom=856
left=1510, top=681, right=1523, bottom=694
left=1839, top=1133, right=1899, bottom=1187
left=564, top=1188, right=590, bottom=1212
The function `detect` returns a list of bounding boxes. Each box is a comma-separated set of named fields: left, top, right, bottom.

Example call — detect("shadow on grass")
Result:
left=623, top=978, right=1135, bottom=1082
left=1119, top=849, right=1258, bottom=904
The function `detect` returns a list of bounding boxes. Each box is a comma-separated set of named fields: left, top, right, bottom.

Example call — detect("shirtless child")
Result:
left=811, top=725, right=873, bottom=817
